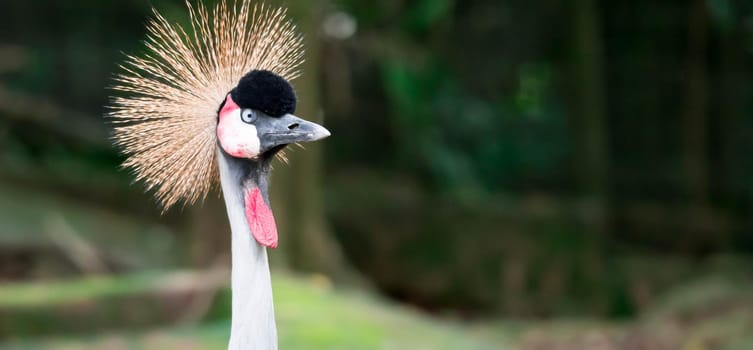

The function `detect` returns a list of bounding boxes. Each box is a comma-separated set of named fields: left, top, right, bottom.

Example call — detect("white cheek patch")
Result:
left=217, top=108, right=261, bottom=159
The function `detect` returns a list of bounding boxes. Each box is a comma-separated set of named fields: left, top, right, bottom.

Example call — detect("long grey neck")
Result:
left=217, top=147, right=277, bottom=350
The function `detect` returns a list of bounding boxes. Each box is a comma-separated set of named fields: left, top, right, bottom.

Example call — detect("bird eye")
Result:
left=240, top=109, right=257, bottom=124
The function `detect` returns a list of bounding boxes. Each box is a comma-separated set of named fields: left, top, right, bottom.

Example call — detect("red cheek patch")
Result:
left=244, top=187, right=278, bottom=248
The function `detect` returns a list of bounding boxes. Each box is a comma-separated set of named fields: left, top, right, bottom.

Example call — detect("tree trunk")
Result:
left=570, top=0, right=609, bottom=313
left=570, top=0, right=609, bottom=228
left=717, top=24, right=742, bottom=206
left=682, top=0, right=709, bottom=206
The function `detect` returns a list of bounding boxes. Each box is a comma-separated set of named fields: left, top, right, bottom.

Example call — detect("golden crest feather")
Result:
left=108, top=0, right=304, bottom=210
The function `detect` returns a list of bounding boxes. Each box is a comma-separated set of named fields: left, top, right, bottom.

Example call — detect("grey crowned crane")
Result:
left=108, top=1, right=329, bottom=348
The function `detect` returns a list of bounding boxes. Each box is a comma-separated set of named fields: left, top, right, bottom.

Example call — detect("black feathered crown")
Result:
left=231, top=70, right=297, bottom=117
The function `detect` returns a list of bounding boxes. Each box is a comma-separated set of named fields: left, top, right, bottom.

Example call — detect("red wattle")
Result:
left=244, top=187, right=278, bottom=248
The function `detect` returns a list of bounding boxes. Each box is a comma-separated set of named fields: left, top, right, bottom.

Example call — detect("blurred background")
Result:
left=1, top=0, right=753, bottom=349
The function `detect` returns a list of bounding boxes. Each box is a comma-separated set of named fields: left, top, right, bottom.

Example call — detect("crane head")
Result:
left=110, top=1, right=312, bottom=211
left=217, top=70, right=330, bottom=160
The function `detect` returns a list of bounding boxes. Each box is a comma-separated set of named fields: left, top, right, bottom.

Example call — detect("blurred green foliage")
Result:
left=321, top=0, right=753, bottom=318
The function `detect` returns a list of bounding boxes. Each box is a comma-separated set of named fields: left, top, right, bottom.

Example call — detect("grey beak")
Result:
left=257, top=113, right=331, bottom=152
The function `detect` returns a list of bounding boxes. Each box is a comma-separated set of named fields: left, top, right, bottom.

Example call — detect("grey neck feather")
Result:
left=217, top=147, right=277, bottom=350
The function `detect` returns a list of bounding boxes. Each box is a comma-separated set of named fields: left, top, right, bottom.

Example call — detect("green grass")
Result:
left=0, top=271, right=508, bottom=349
left=0, top=272, right=166, bottom=308
left=2, top=269, right=753, bottom=349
